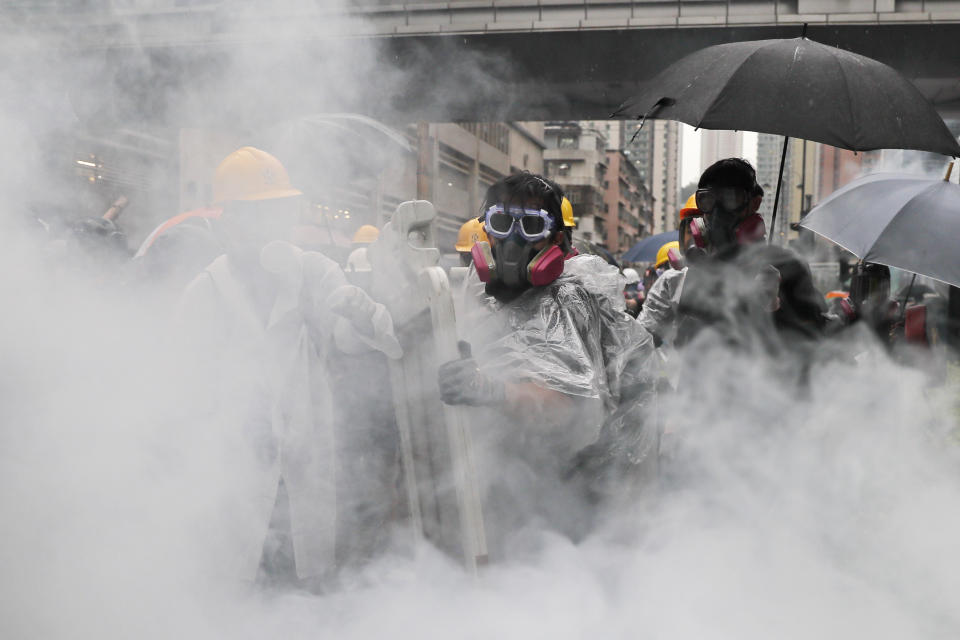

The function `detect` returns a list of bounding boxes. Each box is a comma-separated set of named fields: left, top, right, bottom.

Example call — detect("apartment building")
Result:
left=543, top=121, right=609, bottom=245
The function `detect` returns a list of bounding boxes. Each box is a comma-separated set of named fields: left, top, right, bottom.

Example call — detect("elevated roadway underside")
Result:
left=17, top=22, right=960, bottom=129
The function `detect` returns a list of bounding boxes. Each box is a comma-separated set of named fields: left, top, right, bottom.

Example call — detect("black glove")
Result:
left=438, top=357, right=506, bottom=407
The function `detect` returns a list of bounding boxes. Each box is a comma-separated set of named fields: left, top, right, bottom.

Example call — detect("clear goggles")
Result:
left=695, top=187, right=749, bottom=214
left=483, top=204, right=555, bottom=242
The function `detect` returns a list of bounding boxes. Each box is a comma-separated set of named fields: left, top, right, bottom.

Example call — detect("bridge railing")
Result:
left=353, top=0, right=960, bottom=34
left=3, top=0, right=959, bottom=46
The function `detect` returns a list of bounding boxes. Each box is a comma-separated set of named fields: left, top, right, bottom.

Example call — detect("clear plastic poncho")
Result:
left=468, top=254, right=655, bottom=416
left=463, top=255, right=659, bottom=507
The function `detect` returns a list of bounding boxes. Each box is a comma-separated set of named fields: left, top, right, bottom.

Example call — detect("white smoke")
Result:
left=1, top=4, right=959, bottom=640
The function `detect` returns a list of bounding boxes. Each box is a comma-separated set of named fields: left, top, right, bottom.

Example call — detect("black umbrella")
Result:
left=799, top=164, right=960, bottom=287
left=615, top=30, right=960, bottom=240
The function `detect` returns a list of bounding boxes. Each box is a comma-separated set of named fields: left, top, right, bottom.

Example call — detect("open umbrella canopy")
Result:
left=616, top=37, right=960, bottom=157
left=799, top=171, right=960, bottom=287
left=621, top=230, right=679, bottom=264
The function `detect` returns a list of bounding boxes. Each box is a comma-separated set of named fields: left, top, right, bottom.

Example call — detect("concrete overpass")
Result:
left=2, top=1, right=959, bottom=126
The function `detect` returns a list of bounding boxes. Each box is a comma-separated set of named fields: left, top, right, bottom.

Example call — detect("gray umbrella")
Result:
left=615, top=31, right=960, bottom=241
left=799, top=166, right=960, bottom=287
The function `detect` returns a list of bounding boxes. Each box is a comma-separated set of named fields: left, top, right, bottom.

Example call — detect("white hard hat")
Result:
left=622, top=268, right=640, bottom=284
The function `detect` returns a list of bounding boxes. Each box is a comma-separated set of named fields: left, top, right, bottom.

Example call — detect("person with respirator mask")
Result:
left=436, top=172, right=657, bottom=543
left=639, top=188, right=758, bottom=348
left=177, top=146, right=402, bottom=590
left=673, top=158, right=826, bottom=353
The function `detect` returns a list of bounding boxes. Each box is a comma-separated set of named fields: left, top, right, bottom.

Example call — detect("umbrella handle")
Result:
left=946, top=161, right=955, bottom=182
left=768, top=136, right=790, bottom=244
left=899, top=273, right=917, bottom=323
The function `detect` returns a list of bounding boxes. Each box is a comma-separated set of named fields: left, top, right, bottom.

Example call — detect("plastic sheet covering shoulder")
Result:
left=465, top=254, right=661, bottom=505
left=367, top=201, right=487, bottom=571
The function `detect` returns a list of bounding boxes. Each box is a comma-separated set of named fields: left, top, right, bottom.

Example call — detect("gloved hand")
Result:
left=438, top=357, right=506, bottom=407
left=328, top=285, right=379, bottom=334
left=328, top=285, right=403, bottom=359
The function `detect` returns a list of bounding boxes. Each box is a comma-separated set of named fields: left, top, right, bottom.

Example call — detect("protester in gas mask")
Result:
left=177, top=146, right=401, bottom=590
left=674, top=158, right=825, bottom=350
left=437, top=172, right=657, bottom=542
left=638, top=196, right=703, bottom=347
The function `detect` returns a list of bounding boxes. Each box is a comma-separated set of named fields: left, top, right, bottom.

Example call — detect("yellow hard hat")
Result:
left=455, top=217, right=488, bottom=252
left=679, top=194, right=699, bottom=220
left=656, top=240, right=681, bottom=268
left=561, top=197, right=576, bottom=228
left=213, top=146, right=302, bottom=204
left=352, top=224, right=380, bottom=244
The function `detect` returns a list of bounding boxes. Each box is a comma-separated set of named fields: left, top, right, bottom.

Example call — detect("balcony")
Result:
left=619, top=211, right=641, bottom=229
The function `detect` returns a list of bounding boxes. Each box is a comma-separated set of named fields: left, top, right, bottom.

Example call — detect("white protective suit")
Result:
left=178, top=241, right=399, bottom=581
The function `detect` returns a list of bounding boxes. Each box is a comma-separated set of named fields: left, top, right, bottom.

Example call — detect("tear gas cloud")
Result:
left=2, top=5, right=960, bottom=639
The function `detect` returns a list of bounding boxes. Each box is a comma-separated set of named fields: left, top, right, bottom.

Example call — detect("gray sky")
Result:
left=681, top=125, right=758, bottom=186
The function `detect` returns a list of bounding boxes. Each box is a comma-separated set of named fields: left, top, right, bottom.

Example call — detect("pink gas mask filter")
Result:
left=735, top=213, right=766, bottom=244
left=526, top=244, right=565, bottom=286
left=471, top=240, right=564, bottom=286
left=472, top=241, right=496, bottom=283
left=667, top=246, right=684, bottom=270
left=689, top=213, right=766, bottom=250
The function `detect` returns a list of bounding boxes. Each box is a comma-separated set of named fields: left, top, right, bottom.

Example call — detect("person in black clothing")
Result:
left=675, top=158, right=826, bottom=352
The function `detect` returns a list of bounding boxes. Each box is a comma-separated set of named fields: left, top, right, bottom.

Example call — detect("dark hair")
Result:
left=482, top=171, right=565, bottom=231
left=698, top=158, right=758, bottom=192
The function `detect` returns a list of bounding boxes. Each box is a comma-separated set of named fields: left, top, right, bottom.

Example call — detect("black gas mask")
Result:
left=695, top=186, right=753, bottom=252
left=494, top=234, right=538, bottom=288
left=473, top=204, right=565, bottom=295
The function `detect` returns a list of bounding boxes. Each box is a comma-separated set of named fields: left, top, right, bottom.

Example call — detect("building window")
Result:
left=545, top=161, right=571, bottom=178
left=440, top=164, right=469, bottom=191
left=558, top=135, right=578, bottom=149
left=458, top=122, right=509, bottom=154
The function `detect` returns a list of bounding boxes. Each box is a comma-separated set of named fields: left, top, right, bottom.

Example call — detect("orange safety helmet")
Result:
left=134, top=206, right=222, bottom=258
left=213, top=146, right=302, bottom=204
left=352, top=224, right=380, bottom=244
left=679, top=194, right=699, bottom=220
